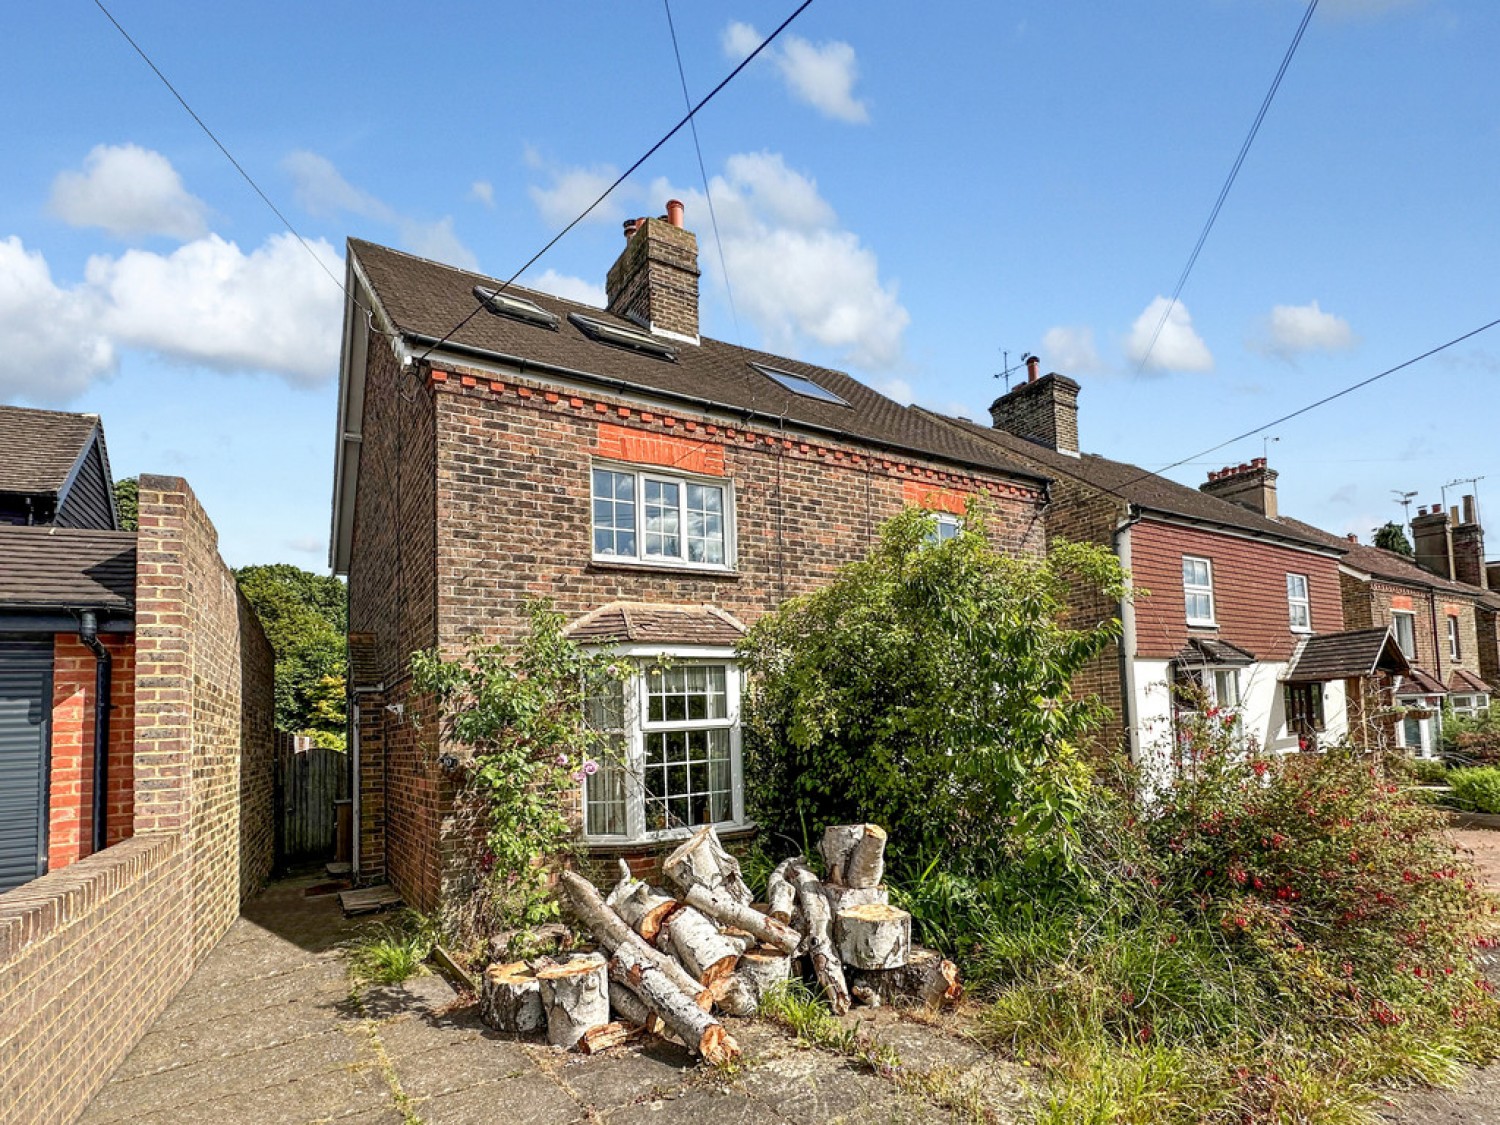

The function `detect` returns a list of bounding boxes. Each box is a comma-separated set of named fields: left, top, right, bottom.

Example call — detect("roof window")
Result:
left=472, top=285, right=559, bottom=329
left=750, top=363, right=850, bottom=406
left=568, top=313, right=677, bottom=360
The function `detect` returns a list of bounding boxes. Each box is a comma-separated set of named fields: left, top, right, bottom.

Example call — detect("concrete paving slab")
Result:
left=551, top=1041, right=699, bottom=1110
left=98, top=1064, right=392, bottom=1125
left=596, top=1081, right=794, bottom=1125
left=392, top=1035, right=538, bottom=1100
left=412, top=1069, right=583, bottom=1125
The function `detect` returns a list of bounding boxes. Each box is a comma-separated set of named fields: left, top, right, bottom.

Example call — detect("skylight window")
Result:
left=750, top=362, right=850, bottom=406
left=472, top=285, right=559, bottom=329
left=568, top=313, right=677, bottom=360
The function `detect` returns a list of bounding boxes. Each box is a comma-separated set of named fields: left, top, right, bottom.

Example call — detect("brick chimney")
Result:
left=605, top=200, right=700, bottom=343
left=1200, top=458, right=1278, bottom=519
left=1487, top=560, right=1500, bottom=591
left=987, top=357, right=1081, bottom=456
left=1411, top=504, right=1455, bottom=581
left=1453, top=494, right=1488, bottom=589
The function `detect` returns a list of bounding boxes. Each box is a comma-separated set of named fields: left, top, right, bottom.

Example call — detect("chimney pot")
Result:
left=1026, top=355, right=1040, bottom=383
left=1347, top=533, right=1359, bottom=543
left=1463, top=494, right=1477, bottom=525
left=666, top=199, right=685, bottom=228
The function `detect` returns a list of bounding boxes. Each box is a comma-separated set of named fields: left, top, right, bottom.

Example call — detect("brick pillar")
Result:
left=353, top=692, right=386, bottom=884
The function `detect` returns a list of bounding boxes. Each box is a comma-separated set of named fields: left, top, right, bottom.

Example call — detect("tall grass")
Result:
left=345, top=910, right=435, bottom=986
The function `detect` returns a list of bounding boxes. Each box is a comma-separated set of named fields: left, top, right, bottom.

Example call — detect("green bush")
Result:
left=1445, top=710, right=1500, bottom=766
left=1449, top=767, right=1500, bottom=814
left=1406, top=758, right=1449, bottom=785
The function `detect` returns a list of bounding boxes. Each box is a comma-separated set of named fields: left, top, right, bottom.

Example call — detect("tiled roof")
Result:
left=348, top=240, right=1047, bottom=485
left=915, top=410, right=1339, bottom=552
left=1284, top=627, right=1409, bottom=683
left=564, top=603, right=747, bottom=647
left=1174, top=636, right=1257, bottom=667
left=1278, top=516, right=1485, bottom=598
left=0, top=404, right=98, bottom=495
left=0, top=526, right=136, bottom=610
left=1450, top=669, right=1495, bottom=695
left=1400, top=668, right=1447, bottom=696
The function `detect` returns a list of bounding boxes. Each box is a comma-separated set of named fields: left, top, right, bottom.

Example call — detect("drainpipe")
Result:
left=78, top=611, right=112, bottom=855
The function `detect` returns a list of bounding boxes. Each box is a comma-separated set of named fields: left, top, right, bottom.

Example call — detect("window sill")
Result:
left=588, top=559, right=741, bottom=581
left=1186, top=621, right=1219, bottom=631
left=583, top=821, right=758, bottom=854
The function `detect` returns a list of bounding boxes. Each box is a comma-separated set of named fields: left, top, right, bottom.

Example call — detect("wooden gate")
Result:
left=274, top=733, right=350, bottom=864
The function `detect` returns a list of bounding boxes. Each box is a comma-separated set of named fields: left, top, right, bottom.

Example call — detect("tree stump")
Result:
left=737, top=946, right=792, bottom=998
left=711, top=973, right=759, bottom=1017
left=665, top=905, right=741, bottom=985
left=835, top=904, right=911, bottom=970
left=479, top=960, right=544, bottom=1035
left=848, top=946, right=962, bottom=1009
left=536, top=954, right=610, bottom=1049
left=823, top=884, right=889, bottom=915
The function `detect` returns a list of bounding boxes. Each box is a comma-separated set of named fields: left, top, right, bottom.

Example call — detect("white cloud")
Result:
left=399, top=217, right=478, bottom=271
left=650, top=152, right=908, bottom=369
left=1252, top=299, right=1356, bottom=360
left=50, top=143, right=209, bottom=240
left=469, top=180, right=495, bottom=207
left=721, top=23, right=869, bottom=124
left=527, top=269, right=606, bottom=308
left=1124, top=297, right=1214, bottom=373
left=1040, top=325, right=1102, bottom=374
left=525, top=155, right=623, bottom=228
left=0, top=237, right=115, bottom=404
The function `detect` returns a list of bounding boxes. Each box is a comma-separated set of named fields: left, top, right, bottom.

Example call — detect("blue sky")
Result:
left=1, top=1, right=1496, bottom=569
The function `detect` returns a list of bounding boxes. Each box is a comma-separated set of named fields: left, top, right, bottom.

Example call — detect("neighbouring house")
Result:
left=329, top=203, right=1052, bottom=911
left=0, top=404, right=275, bottom=1125
left=919, top=363, right=1365, bottom=774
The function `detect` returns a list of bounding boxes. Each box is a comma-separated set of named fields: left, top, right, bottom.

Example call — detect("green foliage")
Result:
left=411, top=603, right=624, bottom=933
left=112, top=477, right=138, bottom=531
left=1405, top=757, right=1449, bottom=785
left=1373, top=521, right=1415, bottom=558
left=234, top=563, right=348, bottom=744
left=739, top=506, right=1128, bottom=878
left=345, top=910, right=434, bottom=985
left=757, top=980, right=900, bottom=1073
left=1448, top=767, right=1500, bottom=814
left=1444, top=709, right=1500, bottom=766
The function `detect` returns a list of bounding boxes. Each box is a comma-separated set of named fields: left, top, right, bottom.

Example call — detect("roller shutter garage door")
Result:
left=0, top=638, right=52, bottom=893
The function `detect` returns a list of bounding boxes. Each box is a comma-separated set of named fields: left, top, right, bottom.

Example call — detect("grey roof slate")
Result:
left=0, top=404, right=99, bottom=495
left=1175, top=637, right=1257, bottom=667
left=1284, top=627, right=1409, bottom=683
left=0, top=525, right=136, bottom=610
left=348, top=239, right=1047, bottom=484
left=1277, top=516, right=1486, bottom=598
left=564, top=603, right=746, bottom=647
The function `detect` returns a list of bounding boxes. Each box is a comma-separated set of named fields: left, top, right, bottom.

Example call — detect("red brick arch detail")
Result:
left=902, top=480, right=970, bottom=515
left=594, top=421, right=725, bottom=476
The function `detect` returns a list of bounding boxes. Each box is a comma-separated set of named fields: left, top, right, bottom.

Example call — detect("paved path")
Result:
left=79, top=873, right=1030, bottom=1124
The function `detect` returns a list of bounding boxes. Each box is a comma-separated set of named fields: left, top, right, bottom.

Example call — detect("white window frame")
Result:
left=590, top=461, right=736, bottom=571
left=1183, top=556, right=1216, bottom=627
left=1396, top=694, right=1440, bottom=758
left=1453, top=693, right=1491, bottom=719
left=1286, top=573, right=1311, bottom=633
left=1392, top=611, right=1417, bottom=659
left=1447, top=614, right=1461, bottom=661
left=581, top=648, right=746, bottom=844
left=927, top=512, right=963, bottom=544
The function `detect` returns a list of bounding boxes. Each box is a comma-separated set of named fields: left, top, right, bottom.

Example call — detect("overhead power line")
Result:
left=415, top=0, right=815, bottom=364
left=1132, top=0, right=1319, bottom=375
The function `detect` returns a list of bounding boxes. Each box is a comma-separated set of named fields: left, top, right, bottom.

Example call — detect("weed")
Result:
left=757, top=980, right=900, bottom=1075
left=345, top=910, right=436, bottom=986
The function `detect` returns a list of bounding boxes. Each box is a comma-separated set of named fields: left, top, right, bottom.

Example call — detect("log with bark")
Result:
left=479, top=959, right=546, bottom=1035
left=663, top=825, right=753, bottom=905
left=608, top=982, right=675, bottom=1042
left=663, top=905, right=741, bottom=985
left=579, top=1021, right=636, bottom=1054
left=604, top=859, right=678, bottom=944
left=847, top=946, right=962, bottom=1010
left=823, top=883, right=889, bottom=915
left=609, top=940, right=741, bottom=1064
left=680, top=883, right=801, bottom=955
left=536, top=954, right=610, bottom=1049
left=557, top=870, right=711, bottom=1009
left=819, top=824, right=886, bottom=889
left=834, top=904, right=911, bottom=970
left=766, top=856, right=800, bottom=923
left=790, top=862, right=851, bottom=1014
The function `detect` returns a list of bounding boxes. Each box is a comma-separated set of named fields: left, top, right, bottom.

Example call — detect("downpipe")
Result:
left=78, top=611, right=112, bottom=856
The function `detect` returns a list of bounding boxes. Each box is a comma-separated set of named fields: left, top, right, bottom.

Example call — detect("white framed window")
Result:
left=1453, top=693, right=1491, bottom=718
left=1287, top=574, right=1311, bottom=632
left=1392, top=611, right=1417, bottom=659
left=1447, top=615, right=1462, bottom=661
left=1183, top=556, right=1216, bottom=626
left=1396, top=695, right=1439, bottom=757
left=591, top=464, right=733, bottom=569
left=582, top=657, right=745, bottom=842
left=926, top=512, right=963, bottom=544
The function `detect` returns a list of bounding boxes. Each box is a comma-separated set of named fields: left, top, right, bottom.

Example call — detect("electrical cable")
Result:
left=1132, top=0, right=1319, bottom=376
left=415, top=0, right=815, bottom=365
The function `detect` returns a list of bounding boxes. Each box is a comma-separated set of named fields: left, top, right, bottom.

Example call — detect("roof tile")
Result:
left=0, top=525, right=136, bottom=610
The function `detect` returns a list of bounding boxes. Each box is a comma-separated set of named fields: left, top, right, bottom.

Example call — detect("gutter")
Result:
left=77, top=610, right=112, bottom=856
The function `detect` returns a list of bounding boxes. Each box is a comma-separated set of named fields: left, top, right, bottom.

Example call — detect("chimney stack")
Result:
left=606, top=200, right=700, bottom=343
left=1411, top=504, right=1455, bottom=581
left=988, top=357, right=1081, bottom=456
left=1200, top=457, right=1279, bottom=519
left=1452, top=493, right=1487, bottom=589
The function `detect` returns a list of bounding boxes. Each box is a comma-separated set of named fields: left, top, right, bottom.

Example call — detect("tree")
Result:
left=738, top=506, right=1129, bottom=875
left=1373, top=521, right=1414, bottom=558
left=113, top=477, right=138, bottom=531
left=234, top=564, right=348, bottom=744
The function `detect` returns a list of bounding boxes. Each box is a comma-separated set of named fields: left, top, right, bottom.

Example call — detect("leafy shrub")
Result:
left=1445, top=710, right=1500, bottom=766
left=1406, top=757, right=1449, bottom=785
left=1449, top=767, right=1500, bottom=814
left=739, top=506, right=1128, bottom=878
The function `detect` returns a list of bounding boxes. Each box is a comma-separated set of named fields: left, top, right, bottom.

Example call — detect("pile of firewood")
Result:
left=478, top=823, right=961, bottom=1064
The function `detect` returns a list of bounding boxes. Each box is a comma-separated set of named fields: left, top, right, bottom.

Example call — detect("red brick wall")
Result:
left=1130, top=519, right=1342, bottom=662
left=46, top=635, right=135, bottom=871
left=1349, top=577, right=1488, bottom=683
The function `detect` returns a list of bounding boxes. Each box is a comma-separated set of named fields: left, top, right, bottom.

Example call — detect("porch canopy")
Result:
left=1282, top=626, right=1410, bottom=684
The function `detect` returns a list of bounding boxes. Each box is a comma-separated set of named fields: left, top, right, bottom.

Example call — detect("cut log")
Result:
left=737, top=946, right=792, bottom=999
left=479, top=960, right=545, bottom=1035
left=663, top=825, right=753, bottom=905
left=609, top=940, right=740, bottom=1064
left=580, top=1021, right=636, bottom=1054
left=557, top=870, right=711, bottom=1009
left=711, top=973, right=759, bottom=1018
left=766, top=856, right=800, bottom=923
left=720, top=926, right=757, bottom=956
left=665, top=905, right=741, bottom=985
left=681, top=883, right=801, bottom=956
left=790, top=862, right=850, bottom=1014
left=605, top=858, right=679, bottom=944
left=844, top=825, right=887, bottom=890
left=835, top=903, right=911, bottom=970
left=823, top=883, right=889, bottom=914
left=536, top=954, right=610, bottom=1049
left=851, top=982, right=881, bottom=1008
left=847, top=946, right=962, bottom=1010
left=818, top=825, right=865, bottom=886
left=609, top=982, right=674, bottom=1042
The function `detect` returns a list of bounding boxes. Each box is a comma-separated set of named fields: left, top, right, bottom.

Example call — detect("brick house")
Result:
left=0, top=405, right=276, bottom=1124
left=329, top=204, right=1051, bottom=910
left=919, top=363, right=1366, bottom=774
